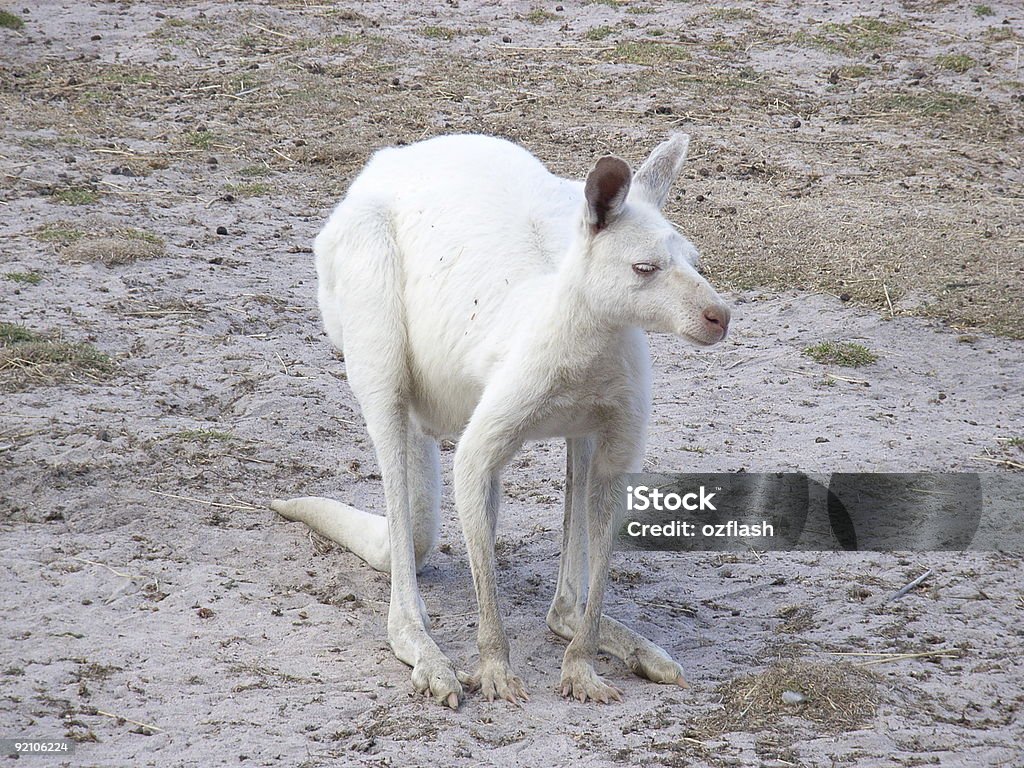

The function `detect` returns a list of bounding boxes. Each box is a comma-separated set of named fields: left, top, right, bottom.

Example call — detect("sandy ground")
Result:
left=2, top=1, right=1023, bottom=767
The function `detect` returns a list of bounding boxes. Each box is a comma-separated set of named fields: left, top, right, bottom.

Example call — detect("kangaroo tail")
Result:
left=271, top=497, right=391, bottom=573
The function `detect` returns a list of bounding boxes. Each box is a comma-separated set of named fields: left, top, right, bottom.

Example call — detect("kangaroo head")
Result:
left=579, top=134, right=730, bottom=347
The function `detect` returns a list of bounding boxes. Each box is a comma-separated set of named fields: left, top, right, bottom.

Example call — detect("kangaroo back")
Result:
left=315, top=135, right=586, bottom=430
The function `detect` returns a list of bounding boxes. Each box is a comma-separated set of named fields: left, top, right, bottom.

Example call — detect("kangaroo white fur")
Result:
left=272, top=133, right=730, bottom=709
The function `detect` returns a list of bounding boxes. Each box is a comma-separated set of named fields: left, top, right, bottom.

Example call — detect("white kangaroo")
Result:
left=272, top=133, right=730, bottom=709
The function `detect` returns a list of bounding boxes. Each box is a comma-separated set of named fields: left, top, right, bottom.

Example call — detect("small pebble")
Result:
left=216, top=225, right=228, bottom=235
left=782, top=690, right=807, bottom=705
left=790, top=118, right=801, bottom=129
left=502, top=35, right=512, bottom=43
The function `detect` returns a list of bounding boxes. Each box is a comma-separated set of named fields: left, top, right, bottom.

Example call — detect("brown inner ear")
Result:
left=585, top=156, right=632, bottom=231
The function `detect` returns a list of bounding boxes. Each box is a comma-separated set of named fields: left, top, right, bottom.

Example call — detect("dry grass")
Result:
left=525, top=9, right=558, bottom=24
left=37, top=225, right=166, bottom=266
left=174, top=429, right=235, bottom=443
left=0, top=323, right=114, bottom=391
left=803, top=342, right=878, bottom=368
left=935, top=54, right=976, bottom=73
left=0, top=10, right=24, bottom=30
left=52, top=188, right=99, bottom=206
left=775, top=604, right=818, bottom=633
left=224, top=181, right=272, bottom=198
left=3, top=271, right=42, bottom=285
left=794, top=17, right=907, bottom=55
left=609, top=41, right=690, bottom=65
left=695, top=659, right=880, bottom=736
left=35, top=224, right=88, bottom=244
left=63, top=236, right=165, bottom=266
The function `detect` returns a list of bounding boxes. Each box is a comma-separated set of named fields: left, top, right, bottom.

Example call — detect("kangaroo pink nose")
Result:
left=702, top=304, right=731, bottom=337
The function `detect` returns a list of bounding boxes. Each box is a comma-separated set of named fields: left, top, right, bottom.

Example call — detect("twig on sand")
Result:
left=148, top=489, right=262, bottom=511
left=853, top=649, right=960, bottom=667
left=250, top=23, right=295, bottom=40
left=70, top=556, right=135, bottom=579
left=972, top=455, right=1024, bottom=470
left=273, top=349, right=290, bottom=376
left=886, top=568, right=933, bottom=602
left=271, top=147, right=295, bottom=164
left=90, top=147, right=138, bottom=156
left=308, top=530, right=334, bottom=556
left=883, top=283, right=895, bottom=318
left=95, top=709, right=165, bottom=733
left=497, top=44, right=614, bottom=53
left=826, top=373, right=870, bottom=385
left=824, top=651, right=907, bottom=656
left=781, top=368, right=869, bottom=385
left=211, top=453, right=275, bottom=465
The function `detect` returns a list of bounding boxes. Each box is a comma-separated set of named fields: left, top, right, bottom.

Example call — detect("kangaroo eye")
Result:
left=632, top=263, right=660, bottom=276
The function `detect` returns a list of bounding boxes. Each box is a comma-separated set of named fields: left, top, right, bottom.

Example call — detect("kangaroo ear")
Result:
left=584, top=155, right=632, bottom=232
left=633, top=133, right=690, bottom=209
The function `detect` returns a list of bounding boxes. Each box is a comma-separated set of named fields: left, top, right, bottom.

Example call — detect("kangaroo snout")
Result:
left=701, top=303, right=731, bottom=341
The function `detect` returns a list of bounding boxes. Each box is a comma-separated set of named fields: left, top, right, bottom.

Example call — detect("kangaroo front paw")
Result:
left=470, top=659, right=529, bottom=704
left=411, top=657, right=467, bottom=710
left=559, top=658, right=623, bottom=704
